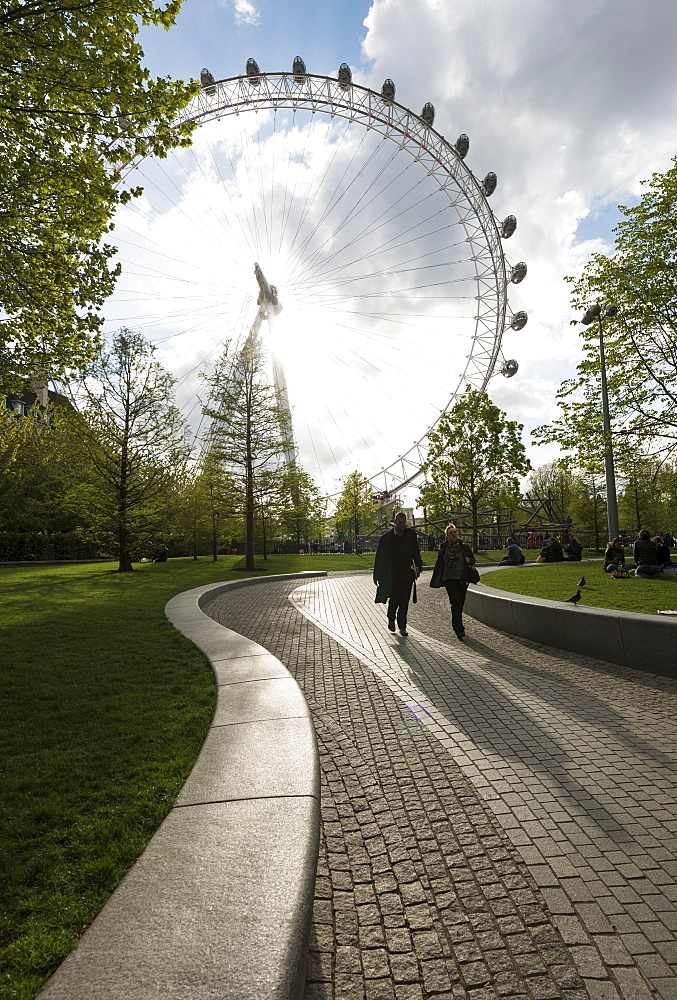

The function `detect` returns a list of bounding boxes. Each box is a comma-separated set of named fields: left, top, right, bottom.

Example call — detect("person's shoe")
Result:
left=387, top=619, right=396, bottom=632
left=399, top=628, right=408, bottom=636
left=455, top=629, right=465, bottom=640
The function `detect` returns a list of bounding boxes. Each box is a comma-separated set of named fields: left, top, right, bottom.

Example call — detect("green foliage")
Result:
left=421, top=388, right=530, bottom=547
left=538, top=157, right=677, bottom=466
left=567, top=469, right=608, bottom=550
left=616, top=451, right=677, bottom=534
left=202, top=335, right=293, bottom=570
left=178, top=451, right=242, bottom=560
left=334, top=470, right=376, bottom=540
left=65, top=330, right=190, bottom=571
left=0, top=0, right=198, bottom=393
left=525, top=461, right=574, bottom=518
left=269, top=462, right=328, bottom=546
left=0, top=403, right=79, bottom=532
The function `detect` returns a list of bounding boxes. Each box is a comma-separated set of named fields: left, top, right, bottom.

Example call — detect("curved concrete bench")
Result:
left=466, top=568, right=677, bottom=678
left=37, top=572, right=325, bottom=1000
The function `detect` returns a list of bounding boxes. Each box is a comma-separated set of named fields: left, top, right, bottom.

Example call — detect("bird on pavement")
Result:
left=577, top=576, right=586, bottom=587
left=565, top=590, right=582, bottom=605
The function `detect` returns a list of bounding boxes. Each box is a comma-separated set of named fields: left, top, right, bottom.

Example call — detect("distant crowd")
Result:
left=494, top=528, right=676, bottom=577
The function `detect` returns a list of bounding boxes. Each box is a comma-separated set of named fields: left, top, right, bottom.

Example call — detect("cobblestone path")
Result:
left=202, top=573, right=677, bottom=1000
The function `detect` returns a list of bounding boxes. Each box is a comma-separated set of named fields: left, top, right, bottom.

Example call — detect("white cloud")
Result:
left=358, top=0, right=677, bottom=476
left=226, top=0, right=260, bottom=26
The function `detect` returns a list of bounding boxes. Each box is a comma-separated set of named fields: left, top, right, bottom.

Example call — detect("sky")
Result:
left=107, top=0, right=677, bottom=504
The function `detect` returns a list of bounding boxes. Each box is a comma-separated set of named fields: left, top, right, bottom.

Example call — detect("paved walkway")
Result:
left=202, top=573, right=677, bottom=1000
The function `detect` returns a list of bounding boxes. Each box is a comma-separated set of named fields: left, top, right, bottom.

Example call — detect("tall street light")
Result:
left=581, top=303, right=619, bottom=542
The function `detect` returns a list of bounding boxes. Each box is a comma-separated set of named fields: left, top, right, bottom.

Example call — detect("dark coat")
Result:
left=634, top=538, right=658, bottom=565
left=373, top=527, right=422, bottom=604
left=430, top=540, right=475, bottom=588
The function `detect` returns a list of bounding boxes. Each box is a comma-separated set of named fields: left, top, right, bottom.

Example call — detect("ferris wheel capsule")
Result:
left=482, top=172, right=497, bottom=197
left=292, top=56, right=306, bottom=83
left=420, top=103, right=435, bottom=126
left=511, top=262, right=527, bottom=284
left=455, top=134, right=469, bottom=159
left=337, top=63, right=352, bottom=89
left=381, top=79, right=395, bottom=102
left=246, top=58, right=261, bottom=86
left=510, top=311, right=528, bottom=331
left=200, top=68, right=216, bottom=95
left=501, top=215, right=517, bottom=239
left=501, top=359, right=519, bottom=377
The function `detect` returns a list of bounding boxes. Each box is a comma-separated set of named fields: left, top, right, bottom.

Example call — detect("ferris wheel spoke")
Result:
left=295, top=163, right=430, bottom=283
left=286, top=129, right=394, bottom=275
left=284, top=117, right=354, bottom=266
left=300, top=188, right=451, bottom=288
left=306, top=227, right=470, bottom=291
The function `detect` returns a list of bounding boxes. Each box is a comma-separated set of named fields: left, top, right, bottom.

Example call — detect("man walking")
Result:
left=373, top=511, right=423, bottom=636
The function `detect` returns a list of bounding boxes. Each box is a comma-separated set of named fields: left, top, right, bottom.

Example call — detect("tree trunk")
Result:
left=634, top=486, right=641, bottom=532
left=117, top=521, right=133, bottom=572
left=470, top=500, right=479, bottom=551
left=245, top=467, right=255, bottom=570
left=592, top=482, right=601, bottom=551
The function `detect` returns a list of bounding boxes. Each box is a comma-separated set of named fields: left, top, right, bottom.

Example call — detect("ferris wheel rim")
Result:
left=113, top=70, right=517, bottom=496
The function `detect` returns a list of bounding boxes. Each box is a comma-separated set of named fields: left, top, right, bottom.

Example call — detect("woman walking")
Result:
left=430, top=523, right=476, bottom=640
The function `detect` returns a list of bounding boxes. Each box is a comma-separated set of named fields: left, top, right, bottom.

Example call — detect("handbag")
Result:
left=468, top=564, right=480, bottom=585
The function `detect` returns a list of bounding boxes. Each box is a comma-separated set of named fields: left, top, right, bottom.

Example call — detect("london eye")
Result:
left=105, top=60, right=527, bottom=497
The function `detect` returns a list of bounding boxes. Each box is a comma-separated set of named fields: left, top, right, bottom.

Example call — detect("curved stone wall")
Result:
left=465, top=571, right=676, bottom=678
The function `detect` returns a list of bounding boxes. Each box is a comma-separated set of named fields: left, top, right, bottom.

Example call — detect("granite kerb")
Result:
left=36, top=571, right=326, bottom=1000
left=466, top=566, right=676, bottom=677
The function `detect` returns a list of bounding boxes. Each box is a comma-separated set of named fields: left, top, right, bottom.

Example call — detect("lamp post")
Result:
left=581, top=303, right=619, bottom=542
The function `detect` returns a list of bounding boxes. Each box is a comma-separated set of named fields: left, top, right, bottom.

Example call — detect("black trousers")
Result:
left=444, top=580, right=468, bottom=635
left=387, top=571, right=414, bottom=628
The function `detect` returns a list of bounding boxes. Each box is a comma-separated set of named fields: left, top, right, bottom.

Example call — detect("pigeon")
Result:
left=577, top=576, right=586, bottom=587
left=565, top=590, right=582, bottom=605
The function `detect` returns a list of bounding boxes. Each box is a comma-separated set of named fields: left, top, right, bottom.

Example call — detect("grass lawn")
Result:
left=0, top=552, right=387, bottom=1000
left=481, top=560, right=677, bottom=616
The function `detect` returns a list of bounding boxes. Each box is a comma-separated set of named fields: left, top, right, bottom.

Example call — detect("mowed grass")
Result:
left=0, top=553, right=387, bottom=1000
left=481, top=559, right=677, bottom=615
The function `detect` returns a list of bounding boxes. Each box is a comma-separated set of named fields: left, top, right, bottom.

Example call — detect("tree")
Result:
left=277, top=463, right=328, bottom=549
left=66, top=329, right=190, bottom=571
left=568, top=466, right=607, bottom=551
left=562, top=156, right=677, bottom=460
left=421, top=387, right=530, bottom=549
left=0, top=401, right=82, bottom=533
left=334, top=471, right=376, bottom=543
left=202, top=334, right=293, bottom=571
left=526, top=461, right=574, bottom=520
left=616, top=448, right=669, bottom=534
left=0, top=0, right=198, bottom=394
left=177, top=451, right=241, bottom=561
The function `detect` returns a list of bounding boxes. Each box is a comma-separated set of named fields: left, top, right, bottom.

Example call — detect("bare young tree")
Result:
left=69, top=329, right=190, bottom=571
left=202, top=334, right=292, bottom=571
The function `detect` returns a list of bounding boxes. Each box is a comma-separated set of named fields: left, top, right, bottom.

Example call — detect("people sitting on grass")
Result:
left=500, top=537, right=525, bottom=565
left=564, top=537, right=583, bottom=561
left=633, top=529, right=661, bottom=578
left=653, top=535, right=676, bottom=574
left=548, top=536, right=565, bottom=562
left=603, top=538, right=634, bottom=575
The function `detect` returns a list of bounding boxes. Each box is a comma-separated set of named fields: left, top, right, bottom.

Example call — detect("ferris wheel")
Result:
left=107, top=59, right=527, bottom=497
